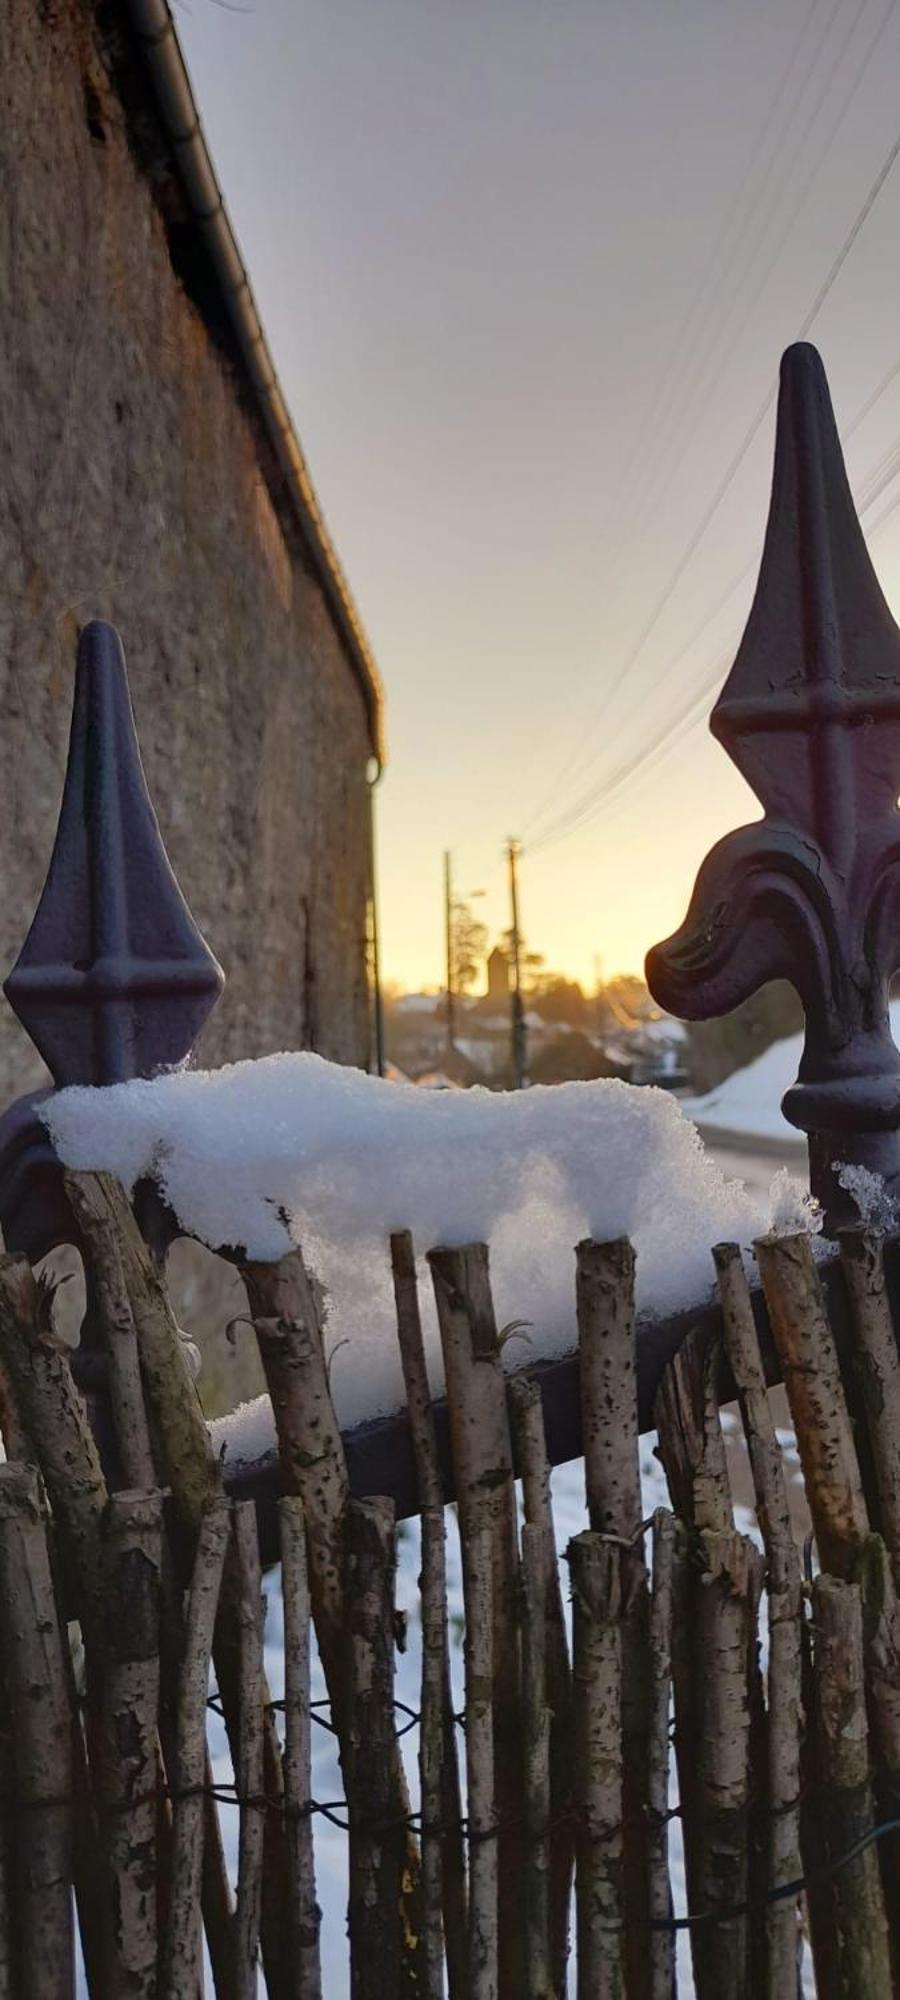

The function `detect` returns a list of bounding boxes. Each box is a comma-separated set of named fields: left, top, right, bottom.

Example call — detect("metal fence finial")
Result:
left=5, top=620, right=224, bottom=1088
left=646, top=342, right=900, bottom=1230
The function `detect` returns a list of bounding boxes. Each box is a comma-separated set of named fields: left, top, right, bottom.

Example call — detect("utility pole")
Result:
left=444, top=849, right=455, bottom=1051
left=507, top=837, right=526, bottom=1088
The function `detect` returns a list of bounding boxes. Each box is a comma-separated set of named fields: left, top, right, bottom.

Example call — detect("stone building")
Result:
left=0, top=0, right=383, bottom=1109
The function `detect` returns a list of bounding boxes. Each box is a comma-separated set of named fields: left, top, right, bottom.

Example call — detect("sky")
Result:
left=177, top=0, right=900, bottom=992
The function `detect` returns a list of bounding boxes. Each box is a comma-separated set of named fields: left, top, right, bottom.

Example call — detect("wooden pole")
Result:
left=428, top=1242, right=523, bottom=1992
left=507, top=1373, right=572, bottom=1992
left=810, top=1575, right=892, bottom=1999
left=756, top=1232, right=868, bottom=1578
left=345, top=1498, right=411, bottom=2000
left=576, top=1236, right=651, bottom=1998
left=568, top=1532, right=625, bottom=2000
left=232, top=1501, right=266, bottom=2000
left=0, top=1466, right=73, bottom=2000
left=647, top=1510, right=676, bottom=2000
left=160, top=1501, right=230, bottom=2000
left=520, top=1522, right=552, bottom=1999
left=689, top=1530, right=758, bottom=2000
left=839, top=1230, right=900, bottom=1567
left=278, top=1498, right=322, bottom=1999
left=465, top=1522, right=497, bottom=2000
left=99, top=1489, right=163, bottom=2000
left=390, top=1230, right=467, bottom=1995
left=713, top=1242, right=803, bottom=1997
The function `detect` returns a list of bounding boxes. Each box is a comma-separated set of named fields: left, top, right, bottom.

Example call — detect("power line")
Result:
left=526, top=460, right=900, bottom=859
left=524, top=110, right=900, bottom=855
left=525, top=0, right=899, bottom=842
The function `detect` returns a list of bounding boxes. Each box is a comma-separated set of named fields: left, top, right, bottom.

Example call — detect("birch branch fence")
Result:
left=0, top=1168, right=898, bottom=1997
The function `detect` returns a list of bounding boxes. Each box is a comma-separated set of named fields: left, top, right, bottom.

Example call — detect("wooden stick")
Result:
left=576, top=1236, right=651, bottom=1999
left=810, top=1574, right=892, bottom=1999
left=232, top=1502, right=266, bottom=2000
left=65, top=1171, right=157, bottom=1489
left=756, top=1232, right=868, bottom=1578
left=346, top=1498, right=412, bottom=2000
left=689, top=1530, right=757, bottom=2000
left=713, top=1242, right=803, bottom=1997
left=507, top=1373, right=572, bottom=1993
left=568, top=1532, right=625, bottom=2000
left=0, top=1255, right=108, bottom=1670
left=465, top=1521, right=497, bottom=2000
left=160, top=1500, right=230, bottom=2000
left=653, top=1320, right=732, bottom=1531
left=428, top=1243, right=522, bottom=1993
left=419, top=1504, right=450, bottom=1998
left=242, top=1250, right=423, bottom=1992
left=647, top=1510, right=676, bottom=2000
left=520, top=1522, right=552, bottom=1999
left=98, top=1489, right=163, bottom=2000
left=390, top=1229, right=467, bottom=1996
left=278, top=1497, right=322, bottom=2000
left=0, top=1466, right=73, bottom=2000
left=839, top=1230, right=900, bottom=1567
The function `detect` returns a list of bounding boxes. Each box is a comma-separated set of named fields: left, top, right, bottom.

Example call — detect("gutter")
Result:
left=124, top=0, right=385, bottom=768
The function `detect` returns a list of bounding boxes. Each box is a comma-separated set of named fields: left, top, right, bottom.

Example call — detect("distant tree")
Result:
left=529, top=1031, right=625, bottom=1085
left=451, top=898, right=488, bottom=995
left=527, top=976, right=589, bottom=1027
left=683, top=980, right=804, bottom=1093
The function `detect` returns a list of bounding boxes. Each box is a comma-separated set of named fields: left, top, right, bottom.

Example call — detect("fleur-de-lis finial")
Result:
left=647, top=342, right=900, bottom=1231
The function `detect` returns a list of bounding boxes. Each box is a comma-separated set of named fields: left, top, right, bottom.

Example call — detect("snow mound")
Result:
left=46, top=1052, right=790, bottom=1427
left=684, top=998, right=900, bottom=1144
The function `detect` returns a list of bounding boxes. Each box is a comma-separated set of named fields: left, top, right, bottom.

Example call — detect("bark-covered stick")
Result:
left=713, top=1242, right=803, bottom=1997
left=520, top=1522, right=551, bottom=2000
left=576, top=1238, right=642, bottom=1540
left=810, top=1575, right=892, bottom=1999
left=507, top=1373, right=572, bottom=1991
left=77, top=1177, right=219, bottom=1534
left=99, top=1490, right=163, bottom=2000
left=419, top=1504, right=449, bottom=1998
left=428, top=1243, right=522, bottom=1992
left=232, top=1502, right=266, bottom=2000
left=568, top=1532, right=625, bottom=2000
left=653, top=1321, right=732, bottom=1532
left=0, top=1466, right=73, bottom=2000
left=242, top=1249, right=423, bottom=1992
left=756, top=1232, right=868, bottom=1577
left=465, top=1522, right=497, bottom=2000
left=64, top=1171, right=157, bottom=1490
left=278, top=1498, right=322, bottom=2000
left=576, top=1236, right=650, bottom=1997
left=689, top=1530, right=757, bottom=2000
left=345, top=1498, right=411, bottom=2000
left=839, top=1230, right=900, bottom=1566
left=160, top=1500, right=230, bottom=2000
left=390, top=1229, right=467, bottom=1995
left=0, top=1255, right=108, bottom=1669
left=647, top=1510, right=676, bottom=2000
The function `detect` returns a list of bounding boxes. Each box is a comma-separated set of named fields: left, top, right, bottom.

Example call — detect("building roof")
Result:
left=124, top=0, right=385, bottom=764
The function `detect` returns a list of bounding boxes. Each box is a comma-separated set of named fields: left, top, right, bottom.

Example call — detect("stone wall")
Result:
left=0, top=0, right=376, bottom=1113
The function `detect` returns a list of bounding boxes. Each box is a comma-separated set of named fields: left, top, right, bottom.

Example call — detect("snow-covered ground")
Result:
left=685, top=998, right=900, bottom=1146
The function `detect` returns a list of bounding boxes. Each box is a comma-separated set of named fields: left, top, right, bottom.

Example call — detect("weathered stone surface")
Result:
left=0, top=0, right=375, bottom=1114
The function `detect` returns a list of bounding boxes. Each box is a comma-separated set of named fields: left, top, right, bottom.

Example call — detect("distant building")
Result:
left=486, top=946, right=511, bottom=1004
